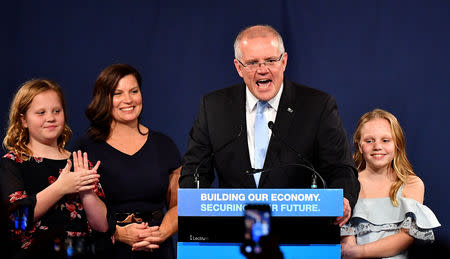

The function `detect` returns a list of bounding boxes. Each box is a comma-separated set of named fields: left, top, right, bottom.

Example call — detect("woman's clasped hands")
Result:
left=115, top=222, right=165, bottom=252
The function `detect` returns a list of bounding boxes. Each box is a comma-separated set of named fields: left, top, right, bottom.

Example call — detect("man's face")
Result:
left=234, top=36, right=287, bottom=101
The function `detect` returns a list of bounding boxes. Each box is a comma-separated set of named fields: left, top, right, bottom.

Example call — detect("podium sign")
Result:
left=178, top=189, right=343, bottom=259
left=178, top=188, right=342, bottom=217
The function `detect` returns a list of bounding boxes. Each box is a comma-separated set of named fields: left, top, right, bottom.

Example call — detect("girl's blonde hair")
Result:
left=353, top=109, right=415, bottom=206
left=3, top=79, right=72, bottom=160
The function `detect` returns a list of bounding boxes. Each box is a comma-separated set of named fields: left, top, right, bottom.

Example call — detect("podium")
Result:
left=178, top=189, right=343, bottom=259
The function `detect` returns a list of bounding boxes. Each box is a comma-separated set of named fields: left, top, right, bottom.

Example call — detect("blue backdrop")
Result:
left=2, top=0, right=449, bottom=246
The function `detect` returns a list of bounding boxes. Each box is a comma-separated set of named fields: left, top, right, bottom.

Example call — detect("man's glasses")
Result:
left=237, top=53, right=284, bottom=71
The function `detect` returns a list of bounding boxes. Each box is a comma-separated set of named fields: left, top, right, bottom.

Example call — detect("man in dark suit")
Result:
left=179, top=25, right=359, bottom=226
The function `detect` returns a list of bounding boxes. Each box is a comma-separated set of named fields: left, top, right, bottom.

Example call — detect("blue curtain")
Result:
left=3, top=0, right=449, bottom=245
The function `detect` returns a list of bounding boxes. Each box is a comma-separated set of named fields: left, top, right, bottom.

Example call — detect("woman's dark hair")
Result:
left=86, top=64, right=143, bottom=141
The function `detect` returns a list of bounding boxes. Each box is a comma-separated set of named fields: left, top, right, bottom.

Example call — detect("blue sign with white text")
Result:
left=178, top=189, right=342, bottom=217
left=178, top=243, right=340, bottom=259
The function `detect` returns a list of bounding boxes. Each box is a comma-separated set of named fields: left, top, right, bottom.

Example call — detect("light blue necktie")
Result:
left=254, top=101, right=269, bottom=187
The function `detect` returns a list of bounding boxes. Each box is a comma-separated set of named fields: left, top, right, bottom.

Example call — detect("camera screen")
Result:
left=243, top=204, right=271, bottom=254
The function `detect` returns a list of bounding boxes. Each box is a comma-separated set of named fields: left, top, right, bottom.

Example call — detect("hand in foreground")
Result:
left=335, top=197, right=351, bottom=226
left=132, top=226, right=164, bottom=252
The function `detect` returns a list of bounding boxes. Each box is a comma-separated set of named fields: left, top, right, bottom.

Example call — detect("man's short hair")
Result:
left=234, top=25, right=285, bottom=59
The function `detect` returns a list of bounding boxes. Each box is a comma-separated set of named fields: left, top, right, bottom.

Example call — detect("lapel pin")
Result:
left=287, top=107, right=293, bottom=113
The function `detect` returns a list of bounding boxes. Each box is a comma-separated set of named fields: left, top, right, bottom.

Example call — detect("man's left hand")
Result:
left=334, top=197, right=351, bottom=226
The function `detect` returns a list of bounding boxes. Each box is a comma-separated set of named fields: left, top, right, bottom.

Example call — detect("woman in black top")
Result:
left=75, top=64, right=181, bottom=259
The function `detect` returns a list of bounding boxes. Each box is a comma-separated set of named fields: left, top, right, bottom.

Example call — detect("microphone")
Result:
left=256, top=121, right=327, bottom=188
left=192, top=124, right=244, bottom=188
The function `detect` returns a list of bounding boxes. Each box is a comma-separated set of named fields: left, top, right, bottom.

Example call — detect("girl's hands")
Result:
left=55, top=151, right=101, bottom=195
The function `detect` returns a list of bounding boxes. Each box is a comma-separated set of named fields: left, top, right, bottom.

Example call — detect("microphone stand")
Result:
left=191, top=124, right=244, bottom=188
left=266, top=121, right=327, bottom=189
left=193, top=155, right=213, bottom=189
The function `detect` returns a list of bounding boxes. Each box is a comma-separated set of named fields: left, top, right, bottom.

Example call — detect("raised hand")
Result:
left=54, top=151, right=100, bottom=195
left=72, top=150, right=101, bottom=194
left=72, top=150, right=100, bottom=174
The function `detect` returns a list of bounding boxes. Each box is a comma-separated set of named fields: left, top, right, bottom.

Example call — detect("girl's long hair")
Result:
left=353, top=109, right=415, bottom=206
left=3, top=79, right=72, bottom=160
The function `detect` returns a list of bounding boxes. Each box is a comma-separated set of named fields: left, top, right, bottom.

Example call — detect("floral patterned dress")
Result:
left=0, top=152, right=106, bottom=255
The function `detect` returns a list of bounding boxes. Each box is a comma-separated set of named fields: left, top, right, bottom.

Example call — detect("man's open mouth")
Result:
left=256, top=79, right=272, bottom=86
